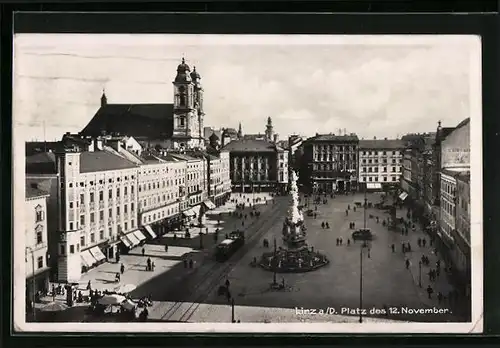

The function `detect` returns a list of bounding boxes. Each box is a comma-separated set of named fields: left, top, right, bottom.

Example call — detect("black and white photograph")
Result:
left=13, top=34, right=482, bottom=333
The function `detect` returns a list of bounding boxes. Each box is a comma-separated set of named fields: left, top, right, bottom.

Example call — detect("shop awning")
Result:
left=89, top=247, right=106, bottom=262
left=133, top=230, right=147, bottom=242
left=120, top=235, right=133, bottom=248
left=366, top=183, right=382, bottom=190
left=203, top=200, right=216, bottom=210
left=143, top=225, right=157, bottom=239
left=182, top=207, right=196, bottom=217
left=81, top=250, right=97, bottom=267
left=399, top=192, right=408, bottom=201
left=126, top=231, right=141, bottom=247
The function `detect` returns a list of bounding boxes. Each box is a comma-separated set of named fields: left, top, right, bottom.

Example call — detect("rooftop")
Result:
left=441, top=168, right=470, bottom=178
left=26, top=180, right=49, bottom=199
left=305, top=134, right=359, bottom=142
left=359, top=139, right=405, bottom=150
left=80, top=151, right=138, bottom=173
left=221, top=139, right=279, bottom=152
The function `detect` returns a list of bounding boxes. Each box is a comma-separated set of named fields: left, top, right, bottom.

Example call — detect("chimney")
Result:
left=373, top=136, right=376, bottom=140
left=273, top=134, right=279, bottom=143
left=384, top=137, right=388, bottom=140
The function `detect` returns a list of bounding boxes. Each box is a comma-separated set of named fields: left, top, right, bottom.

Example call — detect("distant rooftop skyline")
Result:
left=14, top=34, right=480, bottom=142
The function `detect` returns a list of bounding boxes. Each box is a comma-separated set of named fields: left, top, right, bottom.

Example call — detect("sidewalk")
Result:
left=392, top=207, right=467, bottom=317
left=37, top=193, right=275, bottom=313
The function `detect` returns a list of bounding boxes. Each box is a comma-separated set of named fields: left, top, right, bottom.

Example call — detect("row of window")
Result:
left=140, top=167, right=185, bottom=175
left=361, top=150, right=399, bottom=156
left=362, top=167, right=401, bottom=173
left=78, top=203, right=136, bottom=225
left=441, top=197, right=456, bottom=217
left=314, top=154, right=356, bottom=162
left=138, top=179, right=184, bottom=192
left=313, top=164, right=356, bottom=171
left=313, top=145, right=356, bottom=152
left=361, top=158, right=399, bottom=164
left=68, top=175, right=135, bottom=187
left=361, top=176, right=397, bottom=182
left=78, top=187, right=135, bottom=205
left=26, top=255, right=45, bottom=270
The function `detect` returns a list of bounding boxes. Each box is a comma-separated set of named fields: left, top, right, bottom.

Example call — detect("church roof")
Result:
left=80, top=104, right=174, bottom=139
left=221, top=139, right=278, bottom=153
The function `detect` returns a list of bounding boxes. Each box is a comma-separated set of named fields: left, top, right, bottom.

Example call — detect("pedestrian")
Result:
left=87, top=280, right=92, bottom=291
left=242, top=220, right=245, bottom=227
left=354, top=207, right=356, bottom=212
left=401, top=242, right=405, bottom=253
left=225, top=279, right=230, bottom=289
left=183, top=259, right=188, bottom=268
left=436, top=267, right=440, bottom=277
left=314, top=213, right=317, bottom=219
left=339, top=237, right=343, bottom=245
left=367, top=248, right=371, bottom=258
left=417, top=238, right=421, bottom=247
left=147, top=257, right=152, bottom=271
left=348, top=204, right=350, bottom=210
left=437, top=292, right=443, bottom=304
left=347, top=239, right=350, bottom=246
left=226, top=289, right=232, bottom=302
left=346, top=210, right=349, bottom=216
left=427, top=285, right=433, bottom=299
left=321, top=222, right=325, bottom=229
left=326, top=222, right=330, bottom=229
left=336, top=238, right=339, bottom=246
left=189, top=259, right=194, bottom=269
left=405, top=259, right=410, bottom=269
left=428, top=270, right=432, bottom=281
left=120, top=263, right=125, bottom=275
left=51, top=284, right=56, bottom=301
left=436, top=260, right=441, bottom=269
left=352, top=222, right=355, bottom=229
left=391, top=244, right=395, bottom=253
left=165, top=244, right=169, bottom=252
left=152, top=261, right=156, bottom=271
left=407, top=243, right=411, bottom=252
left=422, top=238, right=427, bottom=247
left=142, top=247, right=145, bottom=256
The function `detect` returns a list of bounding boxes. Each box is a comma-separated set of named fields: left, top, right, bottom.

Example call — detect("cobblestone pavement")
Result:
left=189, top=192, right=465, bottom=323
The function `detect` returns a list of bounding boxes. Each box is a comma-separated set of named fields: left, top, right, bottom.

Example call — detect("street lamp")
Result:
left=273, top=237, right=277, bottom=285
left=26, top=246, right=36, bottom=320
left=231, top=297, right=235, bottom=322
left=419, top=261, right=422, bottom=288
left=359, top=243, right=363, bottom=323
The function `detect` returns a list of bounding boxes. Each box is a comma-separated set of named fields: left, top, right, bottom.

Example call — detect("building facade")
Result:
left=439, top=118, right=470, bottom=293
left=301, top=134, right=359, bottom=194
left=276, top=146, right=289, bottom=193
left=25, top=182, right=51, bottom=306
left=224, top=139, right=280, bottom=193
left=358, top=139, right=404, bottom=191
left=55, top=148, right=139, bottom=282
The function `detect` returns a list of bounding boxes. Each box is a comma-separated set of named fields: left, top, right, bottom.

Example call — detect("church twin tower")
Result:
left=172, top=58, right=205, bottom=150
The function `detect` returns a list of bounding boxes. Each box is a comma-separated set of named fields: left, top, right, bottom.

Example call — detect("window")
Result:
left=124, top=187, right=128, bottom=195
left=392, top=167, right=396, bottom=172
left=125, top=222, right=128, bottom=231
left=180, top=117, right=185, bottom=127
left=99, top=211, right=104, bottom=221
left=124, top=205, right=128, bottom=214
left=383, top=177, right=387, bottom=182
left=109, top=189, right=113, bottom=199
left=131, top=185, right=135, bottom=195
left=80, top=236, right=85, bottom=247
left=37, top=256, right=43, bottom=269
left=69, top=202, right=74, bottom=209
left=80, top=215, right=85, bottom=227
left=99, top=230, right=104, bottom=240
left=91, top=233, right=95, bottom=243
left=69, top=222, right=74, bottom=230
left=90, top=192, right=95, bottom=203
left=60, top=245, right=65, bottom=255
left=36, top=225, right=43, bottom=244
left=392, top=177, right=397, bottom=182
left=131, top=203, right=135, bottom=212
left=369, top=177, right=373, bottom=182
left=35, top=205, right=44, bottom=222
left=70, top=245, right=75, bottom=254
left=99, top=191, right=104, bottom=201
left=90, top=212, right=95, bottom=223
left=131, top=220, right=135, bottom=228
left=117, top=188, right=121, bottom=197
left=117, top=207, right=120, bottom=216
left=362, top=167, right=366, bottom=173
left=109, top=208, right=112, bottom=218
left=80, top=194, right=85, bottom=204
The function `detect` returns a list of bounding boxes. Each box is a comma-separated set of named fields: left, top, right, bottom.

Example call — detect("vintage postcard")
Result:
left=13, top=34, right=482, bottom=333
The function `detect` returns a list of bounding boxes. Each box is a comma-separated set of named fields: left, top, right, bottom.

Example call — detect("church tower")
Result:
left=265, top=116, right=274, bottom=142
left=172, top=58, right=204, bottom=150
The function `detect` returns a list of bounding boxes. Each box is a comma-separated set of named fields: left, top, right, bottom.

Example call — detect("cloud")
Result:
left=13, top=35, right=477, bottom=141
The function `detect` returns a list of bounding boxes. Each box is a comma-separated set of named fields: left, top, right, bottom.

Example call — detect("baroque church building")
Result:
left=81, top=58, right=206, bottom=150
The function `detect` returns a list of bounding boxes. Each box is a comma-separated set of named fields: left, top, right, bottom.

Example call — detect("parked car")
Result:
left=352, top=228, right=373, bottom=241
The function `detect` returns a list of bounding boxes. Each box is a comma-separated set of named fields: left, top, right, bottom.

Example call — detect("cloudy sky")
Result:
left=13, top=34, right=480, bottom=141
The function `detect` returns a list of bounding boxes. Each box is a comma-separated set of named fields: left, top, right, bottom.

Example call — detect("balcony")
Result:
left=98, top=201, right=104, bottom=210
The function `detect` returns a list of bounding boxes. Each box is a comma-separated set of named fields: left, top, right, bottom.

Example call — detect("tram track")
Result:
left=158, top=199, right=287, bottom=322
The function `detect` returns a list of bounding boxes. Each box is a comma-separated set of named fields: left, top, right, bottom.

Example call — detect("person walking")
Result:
left=147, top=257, right=152, bottom=271
left=321, top=222, right=325, bottom=229
left=405, top=259, right=410, bottom=269
left=165, top=244, right=169, bottom=253
left=120, top=263, right=125, bottom=275
left=391, top=244, right=395, bottom=253
left=142, top=247, right=145, bottom=257
left=426, top=285, right=433, bottom=299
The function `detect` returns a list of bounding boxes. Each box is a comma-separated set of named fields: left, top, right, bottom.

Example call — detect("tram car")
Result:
left=215, top=231, right=245, bottom=262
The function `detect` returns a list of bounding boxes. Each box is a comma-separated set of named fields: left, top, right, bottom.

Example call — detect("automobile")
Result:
left=352, top=228, right=373, bottom=241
